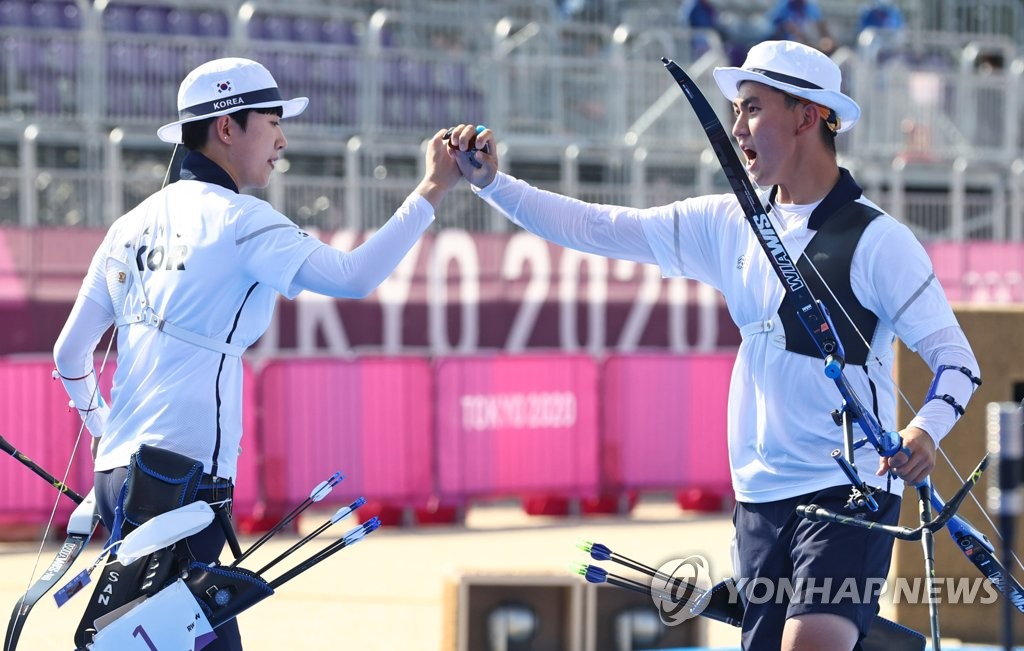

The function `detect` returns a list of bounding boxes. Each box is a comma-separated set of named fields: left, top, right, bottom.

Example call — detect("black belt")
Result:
left=199, top=473, right=233, bottom=488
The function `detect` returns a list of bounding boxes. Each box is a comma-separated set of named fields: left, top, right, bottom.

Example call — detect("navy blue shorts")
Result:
left=733, top=485, right=901, bottom=650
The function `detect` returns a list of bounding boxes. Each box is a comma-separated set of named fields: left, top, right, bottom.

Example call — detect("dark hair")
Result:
left=781, top=93, right=837, bottom=154
left=181, top=106, right=284, bottom=151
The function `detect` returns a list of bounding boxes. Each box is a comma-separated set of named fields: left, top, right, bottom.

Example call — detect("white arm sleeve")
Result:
left=290, top=192, right=434, bottom=298
left=53, top=294, right=115, bottom=437
left=473, top=172, right=659, bottom=263
left=906, top=325, right=980, bottom=445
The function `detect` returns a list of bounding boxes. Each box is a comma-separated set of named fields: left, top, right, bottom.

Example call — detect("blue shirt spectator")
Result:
left=857, top=0, right=906, bottom=61
left=679, top=0, right=725, bottom=59
left=859, top=0, right=905, bottom=32
left=768, top=0, right=834, bottom=53
left=679, top=0, right=718, bottom=29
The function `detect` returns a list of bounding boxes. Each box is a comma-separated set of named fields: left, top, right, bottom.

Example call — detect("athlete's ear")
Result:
left=214, top=115, right=232, bottom=143
left=795, top=103, right=820, bottom=137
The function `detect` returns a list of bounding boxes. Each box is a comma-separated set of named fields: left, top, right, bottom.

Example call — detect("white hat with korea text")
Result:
left=157, top=57, right=308, bottom=144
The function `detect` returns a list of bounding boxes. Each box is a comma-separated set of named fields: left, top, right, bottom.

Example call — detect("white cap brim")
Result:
left=712, top=67, right=860, bottom=133
left=157, top=96, right=308, bottom=144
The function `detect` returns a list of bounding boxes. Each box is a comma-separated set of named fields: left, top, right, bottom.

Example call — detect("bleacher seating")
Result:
left=0, top=0, right=1021, bottom=238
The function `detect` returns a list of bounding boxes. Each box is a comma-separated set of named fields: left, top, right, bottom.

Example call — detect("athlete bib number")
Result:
left=89, top=579, right=216, bottom=650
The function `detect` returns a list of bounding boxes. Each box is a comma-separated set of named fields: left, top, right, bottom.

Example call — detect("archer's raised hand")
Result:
left=444, top=124, right=497, bottom=189
left=414, top=128, right=464, bottom=208
left=876, top=425, right=936, bottom=486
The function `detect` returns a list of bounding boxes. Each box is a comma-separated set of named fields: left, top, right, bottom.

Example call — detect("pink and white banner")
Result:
left=434, top=355, right=599, bottom=500
left=0, top=358, right=263, bottom=522
left=233, top=362, right=260, bottom=519
left=2, top=229, right=1022, bottom=356
left=258, top=357, right=434, bottom=510
left=926, top=242, right=1024, bottom=303
left=0, top=358, right=97, bottom=524
left=601, top=354, right=733, bottom=494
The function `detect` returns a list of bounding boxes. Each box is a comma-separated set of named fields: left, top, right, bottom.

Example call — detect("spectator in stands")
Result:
left=679, top=0, right=719, bottom=33
left=856, top=0, right=906, bottom=54
left=678, top=0, right=725, bottom=59
left=768, top=0, right=835, bottom=54
left=53, top=57, right=461, bottom=651
left=445, top=39, right=979, bottom=651
left=679, top=0, right=755, bottom=66
left=858, top=0, right=905, bottom=33
left=557, top=0, right=618, bottom=23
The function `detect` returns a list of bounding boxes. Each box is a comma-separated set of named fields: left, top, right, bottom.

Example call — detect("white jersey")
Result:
left=79, top=175, right=323, bottom=479
left=61, top=151, right=435, bottom=480
left=475, top=172, right=965, bottom=502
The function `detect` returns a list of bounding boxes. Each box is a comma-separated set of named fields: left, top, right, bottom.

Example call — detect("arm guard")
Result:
left=923, top=364, right=982, bottom=417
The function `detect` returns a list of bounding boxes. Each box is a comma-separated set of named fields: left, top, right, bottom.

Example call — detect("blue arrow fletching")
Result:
left=330, top=497, right=367, bottom=524
left=584, top=565, right=608, bottom=584
left=589, top=542, right=612, bottom=561
left=309, top=471, right=345, bottom=502
left=342, top=517, right=381, bottom=546
left=362, top=516, right=381, bottom=534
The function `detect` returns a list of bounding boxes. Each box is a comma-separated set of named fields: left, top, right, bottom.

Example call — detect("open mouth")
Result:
left=742, top=148, right=757, bottom=165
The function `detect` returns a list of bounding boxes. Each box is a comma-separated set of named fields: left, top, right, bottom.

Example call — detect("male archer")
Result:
left=444, top=40, right=980, bottom=651
left=52, top=57, right=462, bottom=650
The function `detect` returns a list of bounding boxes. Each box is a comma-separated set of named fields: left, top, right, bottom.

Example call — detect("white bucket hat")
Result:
left=712, top=40, right=860, bottom=133
left=157, top=57, right=308, bottom=144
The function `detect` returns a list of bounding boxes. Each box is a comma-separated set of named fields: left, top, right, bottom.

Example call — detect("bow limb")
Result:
left=4, top=489, right=99, bottom=651
left=5, top=323, right=117, bottom=650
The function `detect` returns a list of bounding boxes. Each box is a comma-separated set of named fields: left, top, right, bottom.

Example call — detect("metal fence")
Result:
left=1, top=1, right=1024, bottom=240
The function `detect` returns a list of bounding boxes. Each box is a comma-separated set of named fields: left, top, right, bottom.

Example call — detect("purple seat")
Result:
left=59, top=1, right=80, bottom=29
left=318, top=55, right=358, bottom=87
left=142, top=43, right=180, bottom=79
left=321, top=19, right=358, bottom=45
left=29, top=1, right=67, bottom=29
left=106, top=41, right=145, bottom=76
left=134, top=6, right=169, bottom=34
left=292, top=16, right=319, bottom=43
left=44, top=38, right=78, bottom=74
left=102, top=4, right=136, bottom=32
left=246, top=14, right=268, bottom=39
left=384, top=58, right=432, bottom=93
left=166, top=9, right=195, bottom=35
left=272, top=52, right=312, bottom=84
left=195, top=11, right=227, bottom=37
left=0, top=0, right=31, bottom=27
left=142, top=78, right=168, bottom=117
left=261, top=15, right=291, bottom=41
left=4, top=35, right=43, bottom=72
left=105, top=78, right=134, bottom=117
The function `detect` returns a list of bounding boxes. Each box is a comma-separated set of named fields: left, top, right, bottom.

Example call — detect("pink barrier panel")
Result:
left=435, top=355, right=600, bottom=501
left=258, top=357, right=433, bottom=510
left=0, top=358, right=98, bottom=525
left=0, top=230, right=26, bottom=301
left=233, top=362, right=260, bottom=519
left=0, top=357, right=261, bottom=524
left=602, top=354, right=734, bottom=493
left=926, top=242, right=1024, bottom=303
